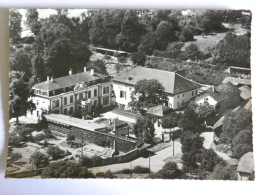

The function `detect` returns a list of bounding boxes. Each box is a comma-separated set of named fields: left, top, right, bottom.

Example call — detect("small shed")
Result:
left=237, top=152, right=254, bottom=181
left=146, top=105, right=174, bottom=128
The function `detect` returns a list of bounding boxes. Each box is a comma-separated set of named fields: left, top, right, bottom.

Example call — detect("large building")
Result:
left=28, top=68, right=114, bottom=119
left=112, top=67, right=201, bottom=110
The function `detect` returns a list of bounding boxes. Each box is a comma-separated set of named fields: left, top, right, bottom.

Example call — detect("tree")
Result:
left=66, top=132, right=75, bottom=142
left=198, top=148, right=224, bottom=172
left=210, top=164, right=237, bottom=180
left=232, top=144, right=252, bottom=159
left=115, top=63, right=122, bottom=74
left=30, top=152, right=49, bottom=168
left=25, top=9, right=41, bottom=36
left=212, top=33, right=251, bottom=68
left=8, top=132, right=22, bottom=147
left=42, top=161, right=95, bottom=178
left=129, top=79, right=168, bottom=110
left=86, top=59, right=108, bottom=75
left=138, top=32, right=158, bottom=55
left=130, top=51, right=146, bottom=66
left=179, top=28, right=194, bottom=42
left=9, top=9, right=22, bottom=44
left=117, top=56, right=127, bottom=66
left=156, top=21, right=177, bottom=49
left=157, top=162, right=183, bottom=179
left=184, top=43, right=202, bottom=61
left=220, top=108, right=252, bottom=144
left=180, top=131, right=204, bottom=154
left=9, top=71, right=35, bottom=124
left=133, top=116, right=155, bottom=144
left=47, top=146, right=65, bottom=160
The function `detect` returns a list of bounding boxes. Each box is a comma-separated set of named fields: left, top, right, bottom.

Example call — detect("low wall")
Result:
left=5, top=168, right=44, bottom=178
left=48, top=123, right=137, bottom=153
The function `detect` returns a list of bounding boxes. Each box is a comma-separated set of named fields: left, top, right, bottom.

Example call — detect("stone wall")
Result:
left=48, top=123, right=137, bottom=153
left=5, top=168, right=44, bottom=178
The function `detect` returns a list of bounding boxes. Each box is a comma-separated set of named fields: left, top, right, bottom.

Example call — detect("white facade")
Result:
left=29, top=82, right=113, bottom=119
left=193, top=93, right=218, bottom=106
left=113, top=82, right=199, bottom=110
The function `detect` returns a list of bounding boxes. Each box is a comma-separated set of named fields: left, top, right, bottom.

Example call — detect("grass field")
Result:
left=183, top=23, right=248, bottom=53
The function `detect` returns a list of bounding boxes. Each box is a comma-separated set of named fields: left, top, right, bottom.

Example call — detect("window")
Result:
left=177, top=95, right=179, bottom=98
left=64, top=108, right=67, bottom=115
left=42, top=92, right=47, bottom=96
left=196, top=90, right=198, bottom=95
left=94, top=100, right=98, bottom=105
left=79, top=93, right=83, bottom=100
left=88, top=90, right=91, bottom=98
left=69, top=107, right=73, bottom=115
left=37, top=111, right=39, bottom=117
left=120, top=90, right=125, bottom=98
left=64, top=97, right=67, bottom=105
left=177, top=102, right=179, bottom=108
left=103, top=96, right=109, bottom=105
left=70, top=95, right=73, bottom=103
left=183, top=94, right=184, bottom=97
left=52, top=100, right=59, bottom=108
left=36, top=100, right=39, bottom=106
left=52, top=91, right=56, bottom=95
left=103, top=86, right=110, bottom=94
left=94, top=89, right=97, bottom=97
left=192, top=91, right=194, bottom=96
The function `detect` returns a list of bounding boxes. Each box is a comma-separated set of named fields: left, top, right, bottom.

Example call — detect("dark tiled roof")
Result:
left=205, top=82, right=241, bottom=102
left=33, top=71, right=105, bottom=91
left=113, top=67, right=201, bottom=95
left=146, top=105, right=174, bottom=117
left=237, top=152, right=254, bottom=173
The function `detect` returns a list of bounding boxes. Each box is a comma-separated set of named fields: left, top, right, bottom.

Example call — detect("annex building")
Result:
left=28, top=68, right=114, bottom=119
left=112, top=67, right=201, bottom=110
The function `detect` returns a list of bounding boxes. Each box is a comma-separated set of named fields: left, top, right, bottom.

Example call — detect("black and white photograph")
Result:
left=4, top=8, right=254, bottom=181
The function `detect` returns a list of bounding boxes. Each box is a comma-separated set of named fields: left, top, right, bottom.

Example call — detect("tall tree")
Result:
left=212, top=32, right=251, bottom=68
left=129, top=79, right=168, bottom=110
left=133, top=116, right=155, bottom=144
left=184, top=43, right=202, bottom=61
left=9, top=9, right=22, bottom=44
left=25, top=9, right=41, bottom=36
left=130, top=51, right=146, bottom=66
left=9, top=71, right=35, bottom=124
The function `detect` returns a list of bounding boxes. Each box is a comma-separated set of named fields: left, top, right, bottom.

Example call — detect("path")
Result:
left=201, top=132, right=231, bottom=161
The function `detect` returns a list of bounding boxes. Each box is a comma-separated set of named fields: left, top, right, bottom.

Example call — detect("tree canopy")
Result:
left=129, top=79, right=168, bottom=111
left=133, top=116, right=155, bottom=144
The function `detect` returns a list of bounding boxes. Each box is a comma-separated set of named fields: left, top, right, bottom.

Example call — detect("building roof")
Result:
left=244, top=98, right=252, bottom=110
left=113, top=67, right=201, bottom=95
left=204, top=82, right=241, bottom=102
left=222, top=77, right=251, bottom=86
left=212, top=115, right=225, bottom=130
left=239, top=85, right=251, bottom=100
left=94, top=118, right=129, bottom=131
left=146, top=105, right=174, bottom=117
left=33, top=71, right=105, bottom=91
left=45, top=114, right=107, bottom=131
left=237, top=152, right=254, bottom=173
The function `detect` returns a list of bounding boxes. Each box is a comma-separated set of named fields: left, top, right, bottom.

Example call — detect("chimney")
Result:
left=90, top=69, right=94, bottom=76
left=47, top=76, right=50, bottom=82
left=84, top=67, right=87, bottom=72
left=69, top=68, right=72, bottom=75
left=51, top=76, right=53, bottom=82
left=212, top=86, right=215, bottom=92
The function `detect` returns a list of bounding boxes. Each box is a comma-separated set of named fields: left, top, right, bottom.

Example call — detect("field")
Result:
left=183, top=23, right=249, bottom=53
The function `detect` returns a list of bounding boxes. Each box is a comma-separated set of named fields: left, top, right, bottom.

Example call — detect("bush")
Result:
left=30, top=152, right=49, bottom=168
left=34, top=133, right=45, bottom=142
left=117, top=168, right=133, bottom=174
left=157, top=162, right=183, bottom=179
left=47, top=146, right=65, bottom=160
left=96, top=170, right=117, bottom=179
left=210, top=164, right=237, bottom=180
left=42, top=161, right=95, bottom=178
left=133, top=166, right=150, bottom=174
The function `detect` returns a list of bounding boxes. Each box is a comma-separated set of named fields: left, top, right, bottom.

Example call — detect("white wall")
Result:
left=194, top=93, right=218, bottom=106
left=113, top=82, right=133, bottom=106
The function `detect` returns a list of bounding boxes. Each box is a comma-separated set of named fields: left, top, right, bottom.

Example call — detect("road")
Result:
left=89, top=140, right=182, bottom=174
